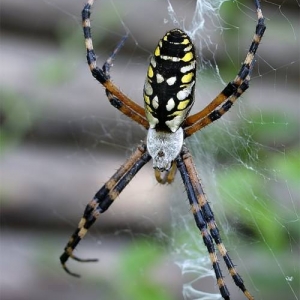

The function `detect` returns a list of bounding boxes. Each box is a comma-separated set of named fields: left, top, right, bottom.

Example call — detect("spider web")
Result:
left=28, top=0, right=299, bottom=299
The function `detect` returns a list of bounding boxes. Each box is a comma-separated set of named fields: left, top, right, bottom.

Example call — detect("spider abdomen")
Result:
left=144, top=29, right=196, bottom=132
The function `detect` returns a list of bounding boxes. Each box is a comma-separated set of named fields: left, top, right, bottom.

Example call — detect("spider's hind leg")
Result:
left=176, top=146, right=254, bottom=300
left=60, top=143, right=151, bottom=277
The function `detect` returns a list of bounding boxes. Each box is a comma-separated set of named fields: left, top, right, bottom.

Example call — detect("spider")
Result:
left=60, top=1, right=265, bottom=299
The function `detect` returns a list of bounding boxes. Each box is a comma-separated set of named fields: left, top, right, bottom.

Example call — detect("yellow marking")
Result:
left=106, top=178, right=117, bottom=190
left=198, top=193, right=207, bottom=206
left=179, top=83, right=189, bottom=88
left=209, top=252, right=218, bottom=263
left=229, top=267, right=237, bottom=276
left=155, top=46, right=160, bottom=56
left=245, top=53, right=255, bottom=65
left=181, top=52, right=194, bottom=62
left=168, top=110, right=181, bottom=117
left=245, top=290, right=254, bottom=300
left=146, top=104, right=153, bottom=113
left=78, top=227, right=88, bottom=238
left=78, top=218, right=86, bottom=228
left=191, top=203, right=200, bottom=214
left=144, top=95, right=150, bottom=105
left=108, top=189, right=120, bottom=201
left=217, top=278, right=226, bottom=288
left=181, top=72, right=194, bottom=83
left=182, top=38, right=190, bottom=45
left=85, top=38, right=93, bottom=51
left=83, top=19, right=90, bottom=27
left=217, top=243, right=227, bottom=257
left=177, top=99, right=190, bottom=110
left=253, top=34, right=261, bottom=43
left=148, top=65, right=154, bottom=78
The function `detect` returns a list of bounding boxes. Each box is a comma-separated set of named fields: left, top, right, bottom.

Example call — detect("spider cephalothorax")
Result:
left=60, top=1, right=266, bottom=299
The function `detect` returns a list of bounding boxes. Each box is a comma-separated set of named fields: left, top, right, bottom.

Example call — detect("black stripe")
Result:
left=98, top=152, right=151, bottom=212
left=81, top=4, right=91, bottom=20
left=83, top=26, right=92, bottom=39
left=87, top=49, right=96, bottom=64
left=91, top=67, right=108, bottom=84
left=222, top=82, right=237, bottom=97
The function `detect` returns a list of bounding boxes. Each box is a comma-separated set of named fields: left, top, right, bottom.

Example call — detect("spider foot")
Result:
left=102, top=33, right=129, bottom=76
left=60, top=250, right=98, bottom=278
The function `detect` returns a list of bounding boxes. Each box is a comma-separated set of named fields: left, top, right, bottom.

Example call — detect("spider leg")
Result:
left=184, top=1, right=266, bottom=137
left=82, top=1, right=148, bottom=129
left=176, top=149, right=230, bottom=299
left=60, top=143, right=151, bottom=277
left=184, top=72, right=252, bottom=137
left=176, top=145, right=254, bottom=300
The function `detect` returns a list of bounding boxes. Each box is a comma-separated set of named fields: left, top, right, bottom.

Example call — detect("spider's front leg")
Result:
left=60, top=143, right=151, bottom=277
left=176, top=146, right=254, bottom=300
left=184, top=0, right=266, bottom=137
left=81, top=0, right=148, bottom=129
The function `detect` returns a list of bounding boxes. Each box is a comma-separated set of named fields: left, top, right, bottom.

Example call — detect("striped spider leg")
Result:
left=82, top=0, right=148, bottom=129
left=183, top=0, right=266, bottom=136
left=177, top=146, right=254, bottom=300
left=60, top=143, right=151, bottom=277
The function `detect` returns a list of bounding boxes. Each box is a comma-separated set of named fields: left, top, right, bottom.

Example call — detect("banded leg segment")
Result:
left=184, top=1, right=266, bottom=137
left=60, top=143, right=151, bottom=277
left=176, top=151, right=230, bottom=299
left=184, top=74, right=251, bottom=137
left=82, top=0, right=148, bottom=129
left=178, top=145, right=254, bottom=300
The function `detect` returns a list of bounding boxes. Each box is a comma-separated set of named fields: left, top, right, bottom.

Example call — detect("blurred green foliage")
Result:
left=109, top=239, right=173, bottom=300
left=0, top=89, right=35, bottom=153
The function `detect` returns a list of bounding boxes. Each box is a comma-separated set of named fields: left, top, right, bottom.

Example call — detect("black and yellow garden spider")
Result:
left=60, top=1, right=266, bottom=299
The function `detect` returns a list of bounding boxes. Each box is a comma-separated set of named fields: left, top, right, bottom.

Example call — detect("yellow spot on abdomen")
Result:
left=148, top=65, right=154, bottom=78
left=146, top=104, right=153, bottom=113
left=181, top=52, right=194, bottom=62
left=155, top=46, right=160, bottom=56
left=144, top=95, right=150, bottom=105
left=177, top=99, right=190, bottom=110
left=182, top=38, right=190, bottom=45
left=181, top=72, right=194, bottom=83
